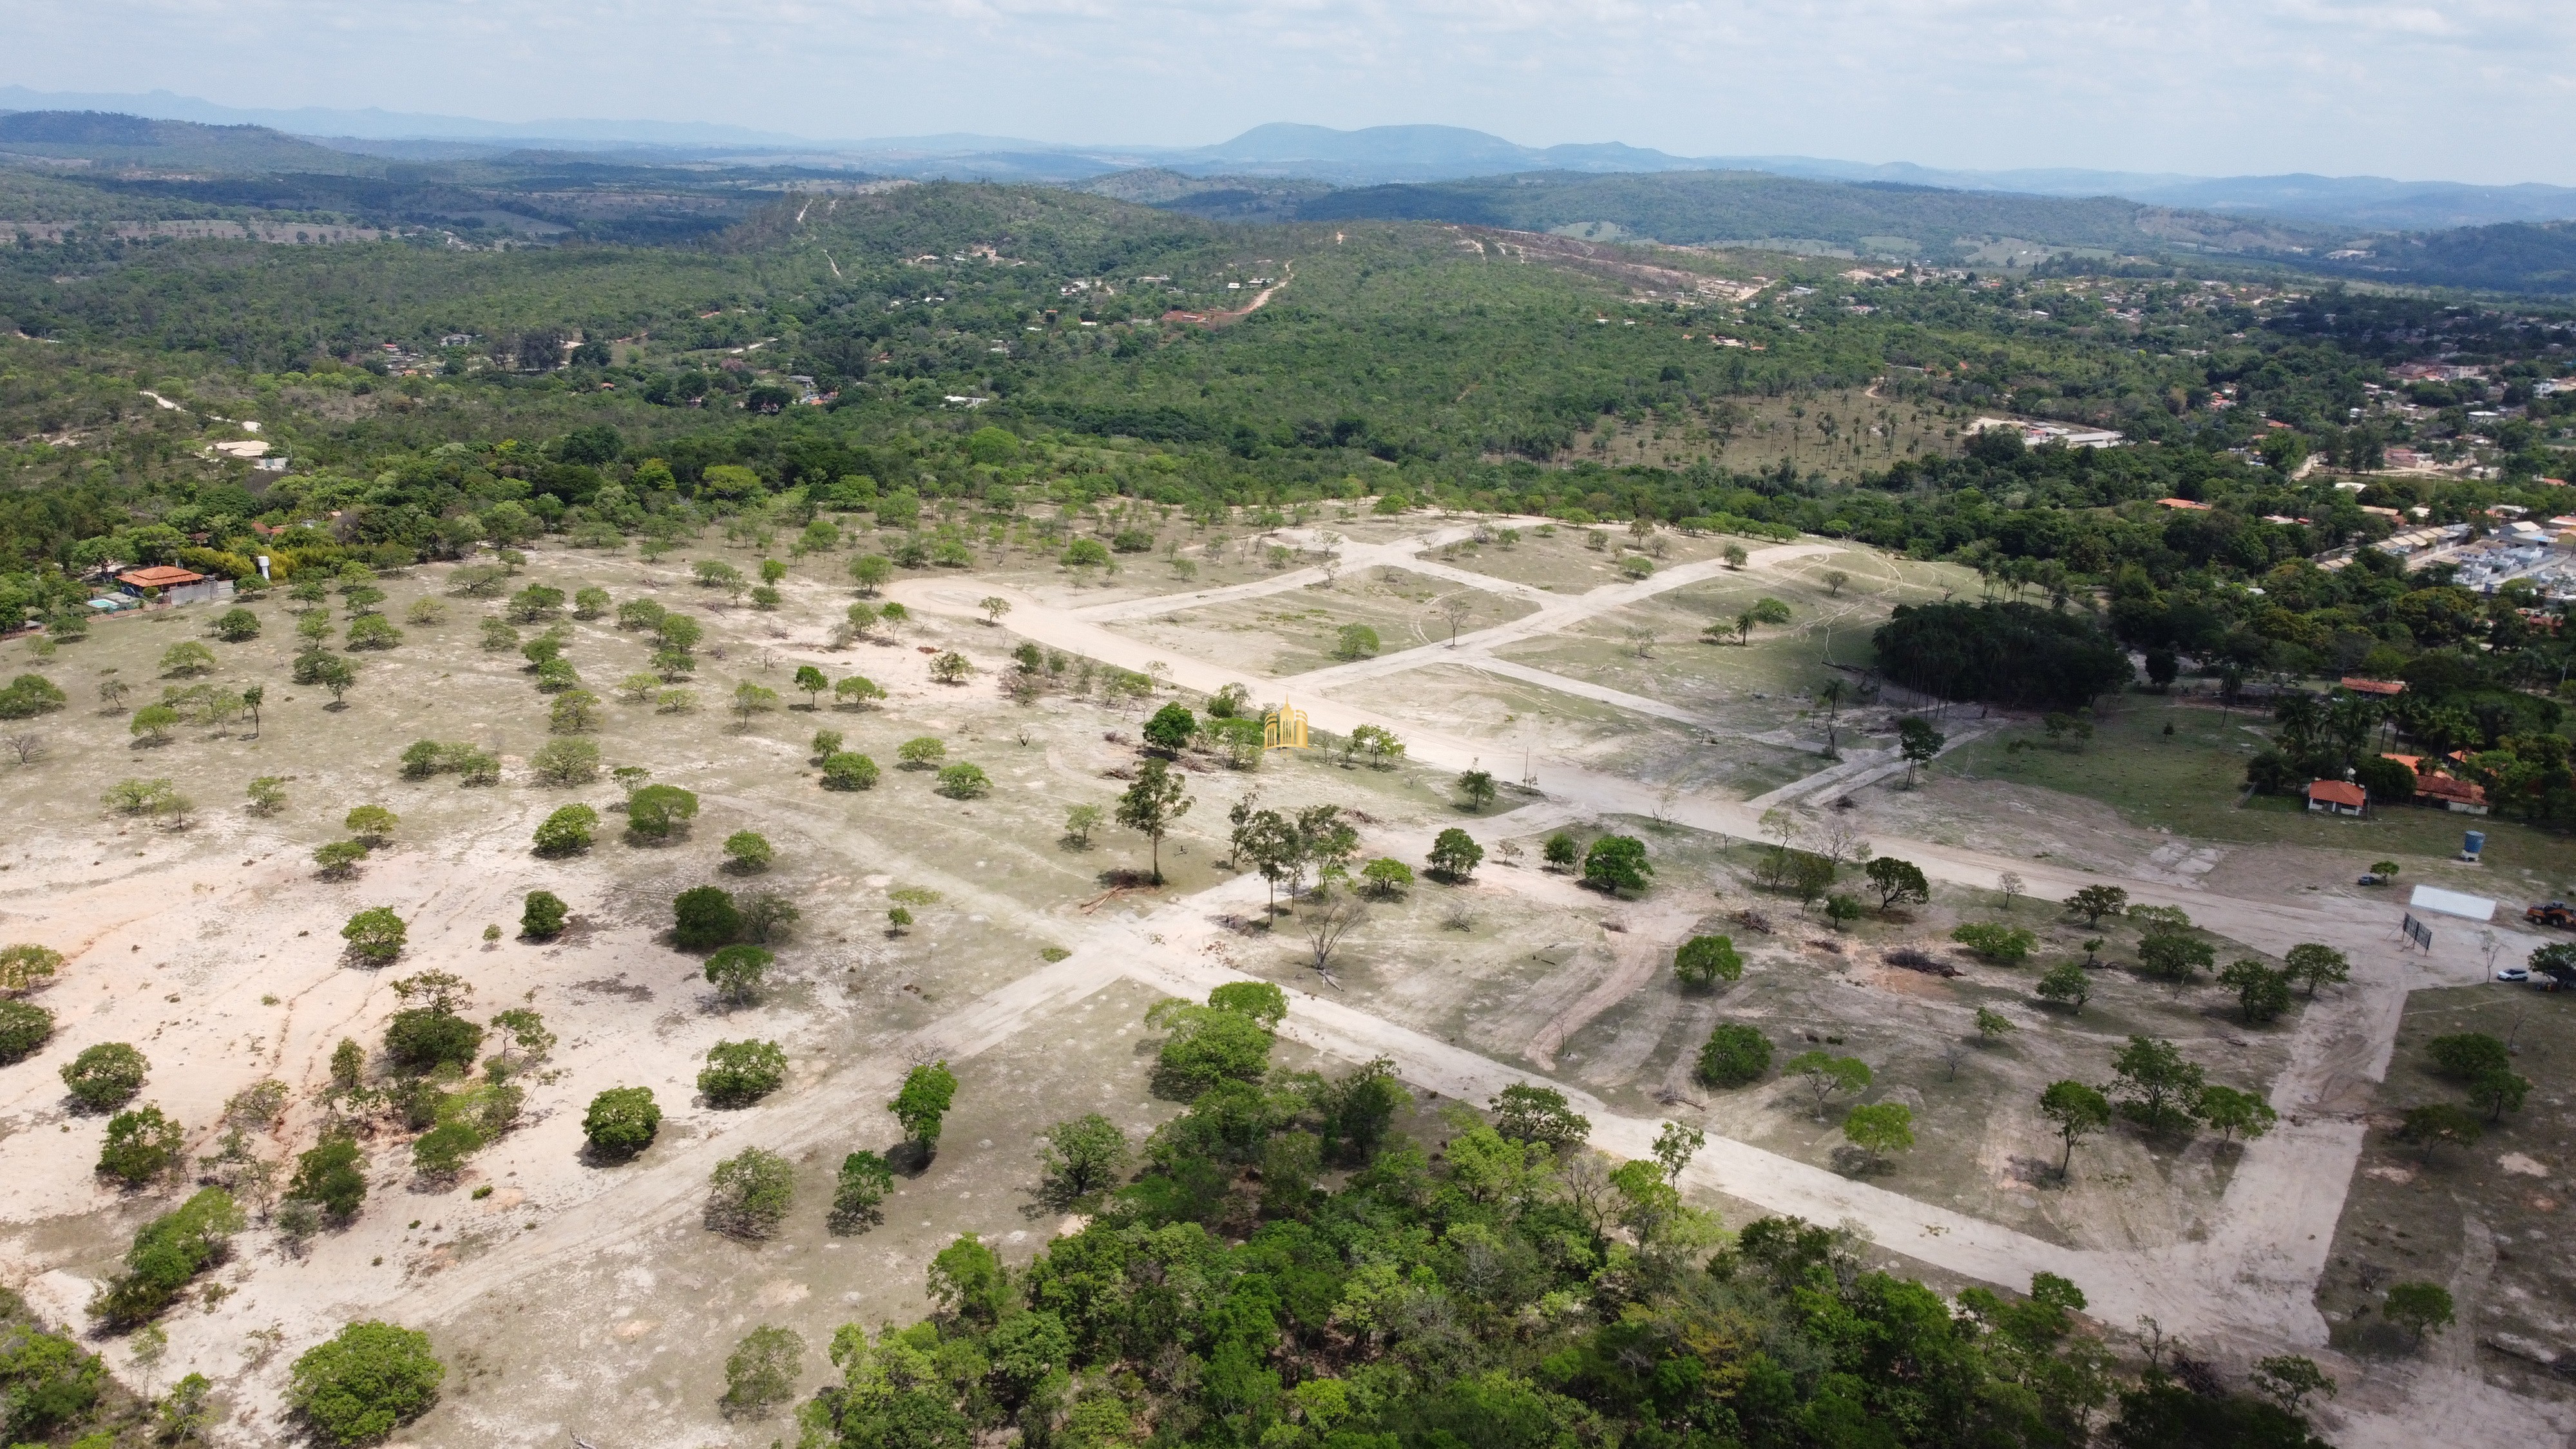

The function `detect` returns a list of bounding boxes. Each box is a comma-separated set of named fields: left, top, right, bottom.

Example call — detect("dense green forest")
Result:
left=788, top=988, right=2331, bottom=1449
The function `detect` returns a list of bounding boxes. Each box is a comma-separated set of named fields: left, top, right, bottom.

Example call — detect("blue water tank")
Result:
left=2463, top=830, right=2487, bottom=858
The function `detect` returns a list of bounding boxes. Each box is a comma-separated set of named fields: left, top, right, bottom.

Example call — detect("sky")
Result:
left=11, top=0, right=2576, bottom=184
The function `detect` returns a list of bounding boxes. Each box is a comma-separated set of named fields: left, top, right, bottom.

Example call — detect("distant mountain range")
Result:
left=4, top=86, right=2573, bottom=232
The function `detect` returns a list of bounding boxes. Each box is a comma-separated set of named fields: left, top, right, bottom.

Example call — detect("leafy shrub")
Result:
left=341, top=907, right=408, bottom=964
left=98, top=1104, right=186, bottom=1186
left=0, top=672, right=66, bottom=719
left=288, top=1135, right=368, bottom=1218
left=90, top=1187, right=242, bottom=1327
left=704, top=945, right=775, bottom=1005
left=722, top=831, right=773, bottom=872
left=707, top=1147, right=796, bottom=1238
left=625, top=784, right=699, bottom=838
left=1674, top=935, right=1744, bottom=989
left=520, top=890, right=569, bottom=938
left=936, top=762, right=991, bottom=798
left=1582, top=835, right=1653, bottom=894
left=699, top=1039, right=788, bottom=1106
left=1697, top=1023, right=1773, bottom=1086
left=384, top=1009, right=482, bottom=1074
left=582, top=1087, right=660, bottom=1159
left=530, top=738, right=600, bottom=786
left=533, top=803, right=599, bottom=856
left=674, top=886, right=740, bottom=949
left=59, top=1043, right=147, bottom=1112
left=819, top=752, right=880, bottom=790
left=289, top=1321, right=444, bottom=1446
left=829, top=1150, right=895, bottom=1233
left=0, top=999, right=54, bottom=1062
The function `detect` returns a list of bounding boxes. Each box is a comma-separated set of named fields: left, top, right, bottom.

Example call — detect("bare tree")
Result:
left=2, top=734, right=41, bottom=766
left=1997, top=871, right=2026, bottom=910
left=1436, top=592, right=1475, bottom=647
left=1818, top=817, right=1872, bottom=868
left=1301, top=891, right=1368, bottom=978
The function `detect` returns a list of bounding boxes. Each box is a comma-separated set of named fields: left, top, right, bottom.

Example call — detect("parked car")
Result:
left=2497, top=966, right=2532, bottom=983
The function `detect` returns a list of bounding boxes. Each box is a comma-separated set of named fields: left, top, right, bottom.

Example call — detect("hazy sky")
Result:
left=14, top=0, right=2576, bottom=183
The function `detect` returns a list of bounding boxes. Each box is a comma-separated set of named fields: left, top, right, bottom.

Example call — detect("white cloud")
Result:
left=10, top=0, right=2575, bottom=182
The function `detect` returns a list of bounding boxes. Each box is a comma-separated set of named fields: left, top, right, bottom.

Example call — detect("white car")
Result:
left=2497, top=966, right=2532, bottom=983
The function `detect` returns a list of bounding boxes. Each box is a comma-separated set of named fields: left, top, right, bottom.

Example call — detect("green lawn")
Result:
left=1940, top=693, right=2576, bottom=884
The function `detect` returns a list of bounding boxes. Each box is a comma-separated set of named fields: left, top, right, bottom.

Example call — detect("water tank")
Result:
left=2463, top=829, right=2487, bottom=860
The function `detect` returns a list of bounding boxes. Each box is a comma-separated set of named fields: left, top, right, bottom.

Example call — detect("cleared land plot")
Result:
left=1100, top=569, right=1538, bottom=677
left=2315, top=983, right=2576, bottom=1397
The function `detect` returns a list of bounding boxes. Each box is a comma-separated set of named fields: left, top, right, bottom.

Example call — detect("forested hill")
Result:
left=1243, top=171, right=2336, bottom=262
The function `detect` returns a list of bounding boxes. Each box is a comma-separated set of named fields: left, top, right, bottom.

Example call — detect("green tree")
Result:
left=1116, top=757, right=1194, bottom=885
left=533, top=802, right=599, bottom=855
left=1146, top=999, right=1275, bottom=1097
left=1863, top=856, right=1929, bottom=911
left=820, top=752, right=880, bottom=790
left=287, top=1135, right=368, bottom=1217
left=530, top=737, right=599, bottom=786
left=2110, top=1036, right=2205, bottom=1132
left=340, top=907, right=407, bottom=965
left=129, top=703, right=179, bottom=744
left=0, top=943, right=59, bottom=996
left=2470, top=1066, right=2533, bottom=1122
left=520, top=890, right=569, bottom=938
left=2427, top=1032, right=2510, bottom=1080
left=1696, top=1023, right=1771, bottom=1087
left=211, top=607, right=261, bottom=641
left=792, top=664, right=829, bottom=708
left=2063, top=884, right=2128, bottom=926
left=2038, top=1079, right=2111, bottom=1178
left=1842, top=1103, right=1914, bottom=1168
left=1457, top=769, right=1498, bottom=811
left=2034, top=961, right=2091, bottom=1012
left=1359, top=857, right=1413, bottom=898
left=2136, top=931, right=2214, bottom=993
left=896, top=736, right=947, bottom=769
left=1674, top=935, right=1744, bottom=989
left=890, top=1061, right=959, bottom=1154
left=699, top=1039, right=788, bottom=1106
left=312, top=840, right=368, bottom=880
left=97, top=1103, right=185, bottom=1185
left=1335, top=623, right=1380, bottom=659
left=848, top=554, right=892, bottom=593
left=704, top=945, right=776, bottom=1006
left=2217, top=959, right=2294, bottom=1024
left=60, top=1043, right=147, bottom=1112
left=1950, top=922, right=2036, bottom=965
left=582, top=1087, right=660, bottom=1159
left=829, top=1150, right=895, bottom=1233
left=1038, top=1113, right=1130, bottom=1206
left=158, top=641, right=216, bottom=677
left=707, top=1148, right=797, bottom=1239
left=1581, top=835, right=1652, bottom=894
left=1784, top=1051, right=1870, bottom=1118
left=1974, top=1006, right=2017, bottom=1043
left=834, top=674, right=886, bottom=707
left=2282, top=943, right=2350, bottom=998
left=673, top=886, right=740, bottom=949
left=721, top=1325, right=805, bottom=1416
left=2381, top=1282, right=2455, bottom=1348
left=936, top=762, right=991, bottom=798
left=288, top=1321, right=444, bottom=1447
left=1895, top=716, right=1945, bottom=786
left=2397, top=1102, right=2483, bottom=1160
left=1491, top=1083, right=1592, bottom=1149
left=343, top=804, right=398, bottom=846
left=1426, top=826, right=1484, bottom=881
left=2198, top=1084, right=2278, bottom=1144
left=625, top=784, right=700, bottom=839
left=1143, top=702, right=1197, bottom=753
left=722, top=830, right=774, bottom=873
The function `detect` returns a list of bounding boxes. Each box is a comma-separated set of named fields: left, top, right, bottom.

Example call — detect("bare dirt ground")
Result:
left=0, top=515, right=2566, bottom=1444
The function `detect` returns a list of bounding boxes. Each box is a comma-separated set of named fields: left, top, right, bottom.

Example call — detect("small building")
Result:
left=2156, top=497, right=2212, bottom=511
left=2414, top=775, right=2490, bottom=815
left=2306, top=780, right=2367, bottom=816
left=113, top=566, right=224, bottom=607
left=2339, top=677, right=2405, bottom=696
